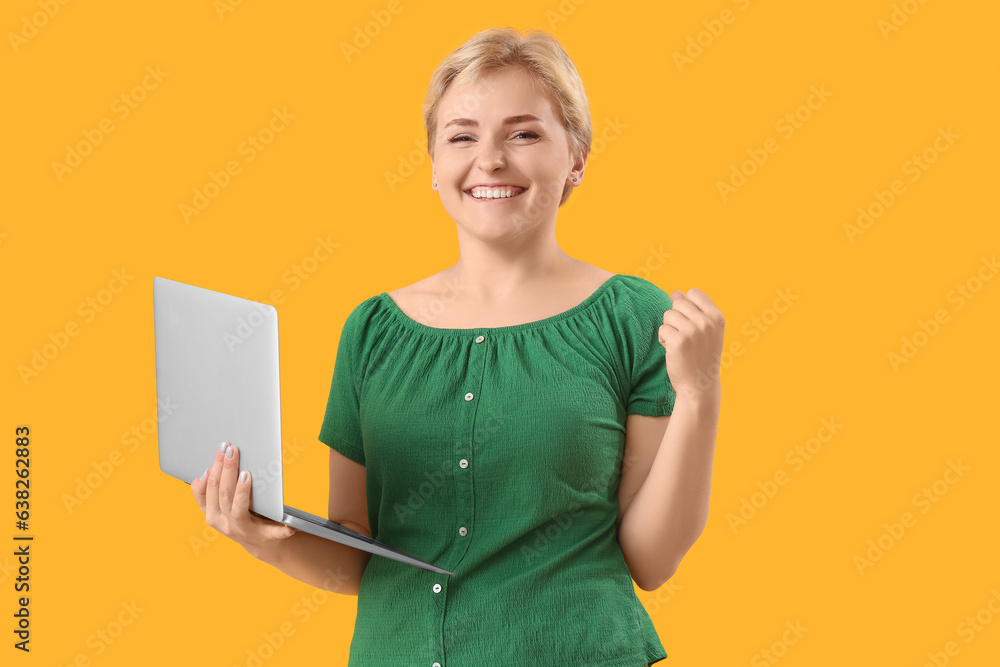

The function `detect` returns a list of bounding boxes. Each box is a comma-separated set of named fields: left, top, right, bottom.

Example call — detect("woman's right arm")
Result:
left=254, top=525, right=373, bottom=596
left=191, top=441, right=373, bottom=596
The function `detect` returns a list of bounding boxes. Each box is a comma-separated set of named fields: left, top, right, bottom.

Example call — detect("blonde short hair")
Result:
left=423, top=28, right=592, bottom=207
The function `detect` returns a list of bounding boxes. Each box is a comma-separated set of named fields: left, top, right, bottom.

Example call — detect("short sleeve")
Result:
left=626, top=282, right=677, bottom=417
left=318, top=302, right=367, bottom=465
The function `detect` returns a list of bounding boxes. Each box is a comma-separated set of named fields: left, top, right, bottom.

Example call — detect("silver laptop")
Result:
left=153, top=276, right=453, bottom=576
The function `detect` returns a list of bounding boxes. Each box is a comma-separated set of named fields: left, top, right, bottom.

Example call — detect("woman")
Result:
left=191, top=27, right=723, bottom=666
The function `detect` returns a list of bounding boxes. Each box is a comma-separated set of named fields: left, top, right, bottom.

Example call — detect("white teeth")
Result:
left=471, top=187, right=519, bottom=199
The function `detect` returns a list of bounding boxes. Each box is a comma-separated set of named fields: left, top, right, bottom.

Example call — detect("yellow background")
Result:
left=3, top=0, right=998, bottom=665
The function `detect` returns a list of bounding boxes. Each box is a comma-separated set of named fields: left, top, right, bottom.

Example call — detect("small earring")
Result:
left=433, top=182, right=437, bottom=187
left=572, top=177, right=577, bottom=182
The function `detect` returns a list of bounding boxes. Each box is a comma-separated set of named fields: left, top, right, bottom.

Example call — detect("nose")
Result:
left=476, top=145, right=506, bottom=173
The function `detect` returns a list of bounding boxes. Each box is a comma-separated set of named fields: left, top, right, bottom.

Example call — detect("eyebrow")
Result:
left=443, top=114, right=544, bottom=129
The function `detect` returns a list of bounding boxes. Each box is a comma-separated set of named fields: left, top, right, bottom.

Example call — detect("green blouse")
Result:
left=318, top=273, right=676, bottom=666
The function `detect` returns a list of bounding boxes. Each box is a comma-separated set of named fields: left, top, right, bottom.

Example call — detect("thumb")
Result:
left=258, top=518, right=296, bottom=539
left=274, top=524, right=297, bottom=539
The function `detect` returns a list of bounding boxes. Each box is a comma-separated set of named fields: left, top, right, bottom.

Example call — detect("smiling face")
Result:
left=431, top=66, right=585, bottom=240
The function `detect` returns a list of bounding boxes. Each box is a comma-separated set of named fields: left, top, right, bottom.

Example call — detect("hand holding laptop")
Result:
left=190, top=440, right=297, bottom=562
left=154, top=276, right=454, bottom=575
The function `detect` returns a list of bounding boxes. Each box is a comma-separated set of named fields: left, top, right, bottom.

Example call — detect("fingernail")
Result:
left=201, top=468, right=209, bottom=479
left=219, top=441, right=228, bottom=454
left=226, top=446, right=234, bottom=459
left=240, top=470, right=248, bottom=483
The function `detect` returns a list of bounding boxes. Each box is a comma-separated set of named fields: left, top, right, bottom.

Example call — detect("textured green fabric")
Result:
left=318, top=273, right=675, bottom=666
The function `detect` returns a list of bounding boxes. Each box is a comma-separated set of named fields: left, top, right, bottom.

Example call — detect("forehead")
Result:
left=438, top=67, right=558, bottom=126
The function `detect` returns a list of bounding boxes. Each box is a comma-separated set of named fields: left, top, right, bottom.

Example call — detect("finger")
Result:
left=659, top=323, right=678, bottom=346
left=662, top=309, right=695, bottom=334
left=231, top=468, right=254, bottom=520
left=679, top=288, right=720, bottom=316
left=251, top=512, right=297, bottom=540
left=219, top=443, right=240, bottom=515
left=191, top=465, right=211, bottom=514
left=204, top=441, right=228, bottom=523
left=666, top=296, right=702, bottom=320
left=233, top=470, right=295, bottom=539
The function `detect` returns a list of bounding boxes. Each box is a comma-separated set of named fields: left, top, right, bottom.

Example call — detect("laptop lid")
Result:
left=153, top=276, right=285, bottom=522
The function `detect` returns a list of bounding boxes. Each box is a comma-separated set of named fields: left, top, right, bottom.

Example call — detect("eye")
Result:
left=446, top=131, right=539, bottom=144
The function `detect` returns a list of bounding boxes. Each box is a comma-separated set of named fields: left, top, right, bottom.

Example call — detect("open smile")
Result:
left=464, top=186, right=528, bottom=202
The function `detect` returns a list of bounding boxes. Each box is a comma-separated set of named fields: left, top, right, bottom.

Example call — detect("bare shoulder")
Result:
left=386, top=272, right=447, bottom=308
left=562, top=262, right=615, bottom=292
left=581, top=264, right=615, bottom=284
left=384, top=271, right=460, bottom=327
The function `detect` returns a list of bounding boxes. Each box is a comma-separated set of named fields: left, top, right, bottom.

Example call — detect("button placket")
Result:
left=456, top=330, right=486, bottom=551
left=437, top=330, right=487, bottom=664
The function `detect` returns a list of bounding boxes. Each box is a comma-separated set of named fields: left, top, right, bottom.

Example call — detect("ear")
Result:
left=568, top=146, right=588, bottom=183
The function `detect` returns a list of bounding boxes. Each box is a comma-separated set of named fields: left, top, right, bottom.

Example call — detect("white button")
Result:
left=433, top=663, right=442, bottom=667
left=432, top=583, right=442, bottom=593
left=464, top=392, right=474, bottom=401
left=459, top=526, right=467, bottom=536
left=475, top=335, right=484, bottom=343
left=459, top=459, right=468, bottom=468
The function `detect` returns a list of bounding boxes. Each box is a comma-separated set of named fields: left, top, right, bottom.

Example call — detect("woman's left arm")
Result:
left=618, top=288, right=725, bottom=591
left=618, top=392, right=720, bottom=591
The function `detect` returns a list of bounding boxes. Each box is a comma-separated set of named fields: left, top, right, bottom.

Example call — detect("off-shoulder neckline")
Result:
left=378, top=273, right=625, bottom=337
